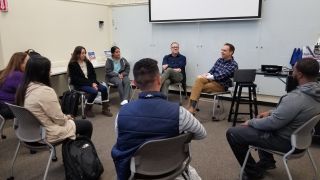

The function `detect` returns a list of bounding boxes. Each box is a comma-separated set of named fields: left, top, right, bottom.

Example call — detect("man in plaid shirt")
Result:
left=188, top=43, right=238, bottom=114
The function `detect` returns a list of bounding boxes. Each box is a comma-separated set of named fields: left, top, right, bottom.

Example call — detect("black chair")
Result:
left=129, top=133, right=193, bottom=180
left=228, top=69, right=258, bottom=126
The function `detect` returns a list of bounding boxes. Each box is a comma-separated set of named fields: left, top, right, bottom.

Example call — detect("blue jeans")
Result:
left=76, top=84, right=108, bottom=104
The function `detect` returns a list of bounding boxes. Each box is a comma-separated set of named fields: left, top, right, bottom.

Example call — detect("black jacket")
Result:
left=68, top=60, right=99, bottom=86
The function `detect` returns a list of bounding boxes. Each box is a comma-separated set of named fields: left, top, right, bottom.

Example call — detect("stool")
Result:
left=227, top=69, right=258, bottom=126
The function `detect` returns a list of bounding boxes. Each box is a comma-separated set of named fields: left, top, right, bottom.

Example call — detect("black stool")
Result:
left=228, top=69, right=258, bottom=126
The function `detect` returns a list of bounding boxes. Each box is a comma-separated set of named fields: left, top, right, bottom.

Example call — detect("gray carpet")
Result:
left=0, top=93, right=319, bottom=180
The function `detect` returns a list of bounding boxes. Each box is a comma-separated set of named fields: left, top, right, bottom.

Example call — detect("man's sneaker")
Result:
left=256, top=161, right=276, bottom=171
left=120, top=100, right=128, bottom=106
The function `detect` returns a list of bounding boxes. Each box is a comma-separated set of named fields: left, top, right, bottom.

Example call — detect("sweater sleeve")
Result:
left=179, top=107, right=207, bottom=140
left=122, top=58, right=130, bottom=77
left=38, top=88, right=69, bottom=126
left=248, top=94, right=301, bottom=130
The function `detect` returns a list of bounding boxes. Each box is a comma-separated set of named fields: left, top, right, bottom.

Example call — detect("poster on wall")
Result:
left=0, top=0, right=8, bottom=12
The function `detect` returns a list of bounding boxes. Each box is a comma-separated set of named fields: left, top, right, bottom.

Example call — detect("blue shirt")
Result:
left=112, top=59, right=121, bottom=73
left=162, top=53, right=186, bottom=69
left=208, top=58, right=238, bottom=89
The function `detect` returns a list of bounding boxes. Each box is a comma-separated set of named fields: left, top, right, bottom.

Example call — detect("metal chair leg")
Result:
left=0, top=116, right=6, bottom=139
left=283, top=155, right=293, bottom=180
left=240, top=148, right=251, bottom=180
left=8, top=141, right=21, bottom=179
left=212, top=95, right=217, bottom=119
left=307, top=149, right=319, bottom=179
left=43, top=148, right=54, bottom=180
left=179, top=84, right=182, bottom=105
left=81, top=94, right=85, bottom=119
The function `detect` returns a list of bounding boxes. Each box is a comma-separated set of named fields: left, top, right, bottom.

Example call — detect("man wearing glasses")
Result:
left=160, top=42, right=186, bottom=96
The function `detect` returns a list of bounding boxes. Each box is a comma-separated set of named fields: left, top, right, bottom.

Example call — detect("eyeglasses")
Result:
left=171, top=46, right=179, bottom=49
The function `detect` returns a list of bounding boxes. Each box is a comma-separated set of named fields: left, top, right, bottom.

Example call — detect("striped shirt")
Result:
left=208, top=58, right=238, bottom=89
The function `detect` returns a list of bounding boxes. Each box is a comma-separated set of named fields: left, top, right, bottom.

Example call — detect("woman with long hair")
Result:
left=0, top=52, right=29, bottom=119
left=16, top=56, right=92, bottom=143
left=68, top=46, right=112, bottom=117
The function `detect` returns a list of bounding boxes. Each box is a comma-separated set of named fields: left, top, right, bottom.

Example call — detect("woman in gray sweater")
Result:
left=105, top=46, right=131, bottom=105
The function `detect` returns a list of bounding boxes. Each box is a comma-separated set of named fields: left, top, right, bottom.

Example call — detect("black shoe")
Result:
left=241, top=171, right=264, bottom=180
left=256, top=160, right=276, bottom=170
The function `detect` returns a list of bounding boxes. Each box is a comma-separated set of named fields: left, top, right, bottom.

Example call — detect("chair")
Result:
left=6, top=103, right=63, bottom=180
left=0, top=115, right=7, bottom=139
left=167, top=68, right=188, bottom=105
left=107, top=81, right=135, bottom=101
left=196, top=90, right=232, bottom=121
left=228, top=69, right=258, bottom=126
left=240, top=114, right=320, bottom=180
left=67, top=78, right=86, bottom=119
left=129, top=133, right=193, bottom=180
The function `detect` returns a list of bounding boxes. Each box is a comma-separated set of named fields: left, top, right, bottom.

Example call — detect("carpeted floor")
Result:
left=0, top=92, right=319, bottom=180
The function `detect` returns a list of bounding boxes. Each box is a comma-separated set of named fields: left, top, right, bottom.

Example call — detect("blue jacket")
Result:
left=111, top=91, right=180, bottom=180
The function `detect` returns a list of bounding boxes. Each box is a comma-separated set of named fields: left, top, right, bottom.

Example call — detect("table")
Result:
left=255, top=69, right=290, bottom=84
left=51, top=60, right=106, bottom=76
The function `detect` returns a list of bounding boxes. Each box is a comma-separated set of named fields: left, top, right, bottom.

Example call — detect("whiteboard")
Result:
left=149, top=0, right=262, bottom=22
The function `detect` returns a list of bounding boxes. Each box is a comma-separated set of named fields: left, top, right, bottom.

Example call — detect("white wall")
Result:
left=111, top=0, right=320, bottom=96
left=0, top=0, right=112, bottom=68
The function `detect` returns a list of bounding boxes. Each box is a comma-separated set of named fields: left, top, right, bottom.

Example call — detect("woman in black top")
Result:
left=68, top=46, right=112, bottom=117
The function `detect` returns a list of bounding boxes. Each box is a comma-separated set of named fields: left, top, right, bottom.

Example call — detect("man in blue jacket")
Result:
left=161, top=42, right=187, bottom=96
left=226, top=58, right=320, bottom=179
left=111, top=58, right=206, bottom=180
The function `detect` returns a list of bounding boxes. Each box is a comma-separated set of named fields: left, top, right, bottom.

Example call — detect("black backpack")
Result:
left=62, top=136, right=104, bottom=180
left=61, top=90, right=80, bottom=117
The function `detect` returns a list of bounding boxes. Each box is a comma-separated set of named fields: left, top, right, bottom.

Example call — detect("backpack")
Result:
left=61, top=90, right=80, bottom=117
left=62, top=136, right=104, bottom=180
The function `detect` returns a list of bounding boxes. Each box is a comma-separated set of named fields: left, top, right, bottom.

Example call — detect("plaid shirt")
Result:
left=208, top=58, right=238, bottom=90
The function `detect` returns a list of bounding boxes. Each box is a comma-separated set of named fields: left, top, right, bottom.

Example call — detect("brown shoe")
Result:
left=102, top=102, right=113, bottom=117
left=85, top=104, right=95, bottom=118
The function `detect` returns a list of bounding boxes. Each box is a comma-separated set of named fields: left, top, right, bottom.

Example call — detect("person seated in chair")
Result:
left=160, top=42, right=186, bottom=96
left=15, top=56, right=93, bottom=143
left=68, top=46, right=112, bottom=117
left=105, top=46, right=131, bottom=106
left=111, top=58, right=207, bottom=180
left=0, top=52, right=29, bottom=120
left=187, top=43, right=238, bottom=114
left=226, top=58, right=320, bottom=180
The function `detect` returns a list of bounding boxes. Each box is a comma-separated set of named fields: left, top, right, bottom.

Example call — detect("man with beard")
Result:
left=226, top=58, right=320, bottom=179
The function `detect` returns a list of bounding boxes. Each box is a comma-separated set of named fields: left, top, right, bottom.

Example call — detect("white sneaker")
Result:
left=120, top=100, right=128, bottom=105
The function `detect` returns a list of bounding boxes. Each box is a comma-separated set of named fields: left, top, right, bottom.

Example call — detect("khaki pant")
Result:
left=189, top=76, right=225, bottom=101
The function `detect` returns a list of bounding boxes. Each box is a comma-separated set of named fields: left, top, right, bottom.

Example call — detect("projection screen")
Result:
left=149, top=0, right=262, bottom=23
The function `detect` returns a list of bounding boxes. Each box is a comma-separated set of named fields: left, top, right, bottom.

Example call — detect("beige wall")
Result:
left=0, top=0, right=113, bottom=68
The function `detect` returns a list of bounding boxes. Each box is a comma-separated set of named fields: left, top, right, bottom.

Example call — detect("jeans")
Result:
left=226, top=126, right=292, bottom=176
left=77, top=84, right=108, bottom=104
